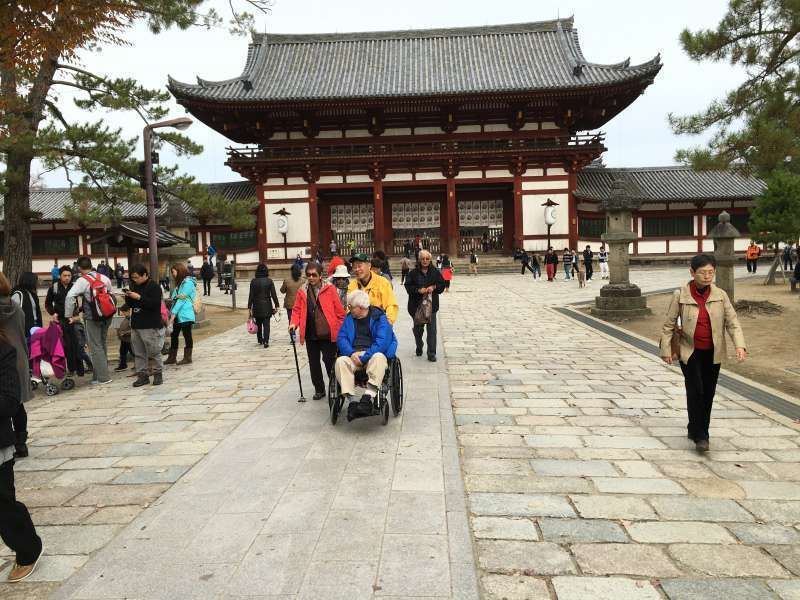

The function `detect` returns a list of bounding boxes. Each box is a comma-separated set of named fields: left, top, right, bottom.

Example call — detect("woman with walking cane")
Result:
left=288, top=262, right=345, bottom=400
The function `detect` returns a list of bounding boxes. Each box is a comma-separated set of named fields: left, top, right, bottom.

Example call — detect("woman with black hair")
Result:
left=248, top=264, right=279, bottom=347
left=0, top=325, right=43, bottom=582
left=11, top=272, right=42, bottom=335
left=661, top=254, right=747, bottom=453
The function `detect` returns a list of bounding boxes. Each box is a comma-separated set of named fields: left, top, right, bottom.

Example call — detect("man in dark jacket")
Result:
left=583, top=245, right=594, bottom=281
left=123, top=264, right=165, bottom=387
left=200, top=259, right=214, bottom=296
left=0, top=339, right=43, bottom=582
left=44, top=266, right=82, bottom=376
left=404, top=250, right=445, bottom=362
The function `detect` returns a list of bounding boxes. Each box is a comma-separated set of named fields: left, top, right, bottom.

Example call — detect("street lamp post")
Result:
left=542, top=198, right=559, bottom=250
left=143, top=117, right=193, bottom=278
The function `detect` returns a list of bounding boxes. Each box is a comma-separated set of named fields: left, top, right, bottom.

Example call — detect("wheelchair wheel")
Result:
left=45, top=382, right=59, bottom=396
left=328, top=369, right=338, bottom=411
left=381, top=398, right=389, bottom=426
left=331, top=395, right=343, bottom=425
left=391, top=359, right=403, bottom=416
left=62, top=378, right=76, bottom=391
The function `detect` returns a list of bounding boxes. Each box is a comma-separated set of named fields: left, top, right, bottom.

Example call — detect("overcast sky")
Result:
left=39, top=0, right=743, bottom=187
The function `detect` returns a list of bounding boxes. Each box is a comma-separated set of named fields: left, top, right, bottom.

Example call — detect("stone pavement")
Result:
left=2, top=266, right=798, bottom=599
left=46, top=285, right=477, bottom=600
left=439, top=269, right=800, bottom=599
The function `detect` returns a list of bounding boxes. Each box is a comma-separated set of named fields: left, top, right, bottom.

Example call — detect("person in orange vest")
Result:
left=745, top=241, right=762, bottom=273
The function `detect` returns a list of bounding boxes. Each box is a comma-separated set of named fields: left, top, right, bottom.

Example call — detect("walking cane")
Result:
left=290, top=334, right=307, bottom=402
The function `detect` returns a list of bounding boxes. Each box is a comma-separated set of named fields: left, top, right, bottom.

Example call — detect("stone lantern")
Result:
left=709, top=210, right=740, bottom=302
left=591, top=177, right=650, bottom=320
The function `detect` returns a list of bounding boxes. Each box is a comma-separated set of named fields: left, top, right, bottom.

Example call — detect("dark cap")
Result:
left=351, top=253, right=370, bottom=263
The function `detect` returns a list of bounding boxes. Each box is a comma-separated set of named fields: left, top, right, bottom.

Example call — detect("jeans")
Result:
left=84, top=318, right=111, bottom=382
left=746, top=259, right=758, bottom=273
left=203, top=279, right=212, bottom=295
left=563, top=264, right=571, bottom=279
left=679, top=349, right=721, bottom=442
left=783, top=258, right=793, bottom=271
left=531, top=264, right=540, bottom=279
left=118, top=340, right=133, bottom=367
left=305, top=338, right=337, bottom=394
left=254, top=317, right=271, bottom=344
left=413, top=310, right=438, bottom=358
left=0, top=459, right=41, bottom=566
left=585, top=260, right=593, bottom=280
left=131, top=328, right=166, bottom=375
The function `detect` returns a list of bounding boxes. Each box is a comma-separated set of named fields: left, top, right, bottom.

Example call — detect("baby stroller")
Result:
left=29, top=322, right=75, bottom=396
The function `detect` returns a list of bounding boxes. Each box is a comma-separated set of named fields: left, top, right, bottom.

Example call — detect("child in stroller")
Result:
left=29, top=322, right=75, bottom=395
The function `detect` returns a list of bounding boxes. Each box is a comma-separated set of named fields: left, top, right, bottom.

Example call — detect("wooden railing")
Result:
left=459, top=227, right=504, bottom=254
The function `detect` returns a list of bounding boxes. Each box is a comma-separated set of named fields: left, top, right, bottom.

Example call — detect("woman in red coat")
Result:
left=289, top=262, right=346, bottom=400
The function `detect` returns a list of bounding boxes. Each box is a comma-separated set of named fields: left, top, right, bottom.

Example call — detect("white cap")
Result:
left=332, top=265, right=350, bottom=278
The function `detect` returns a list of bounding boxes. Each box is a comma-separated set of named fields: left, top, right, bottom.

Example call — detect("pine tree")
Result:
left=669, top=0, right=800, bottom=176
left=0, top=1, right=269, bottom=284
left=749, top=170, right=800, bottom=246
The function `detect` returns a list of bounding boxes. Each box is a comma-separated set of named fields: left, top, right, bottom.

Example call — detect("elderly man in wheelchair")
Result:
left=333, top=289, right=398, bottom=423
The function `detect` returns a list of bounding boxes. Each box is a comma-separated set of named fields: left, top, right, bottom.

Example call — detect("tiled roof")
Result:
left=0, top=181, right=255, bottom=222
left=168, top=18, right=661, bottom=103
left=575, top=166, right=765, bottom=202
left=88, top=222, right=191, bottom=247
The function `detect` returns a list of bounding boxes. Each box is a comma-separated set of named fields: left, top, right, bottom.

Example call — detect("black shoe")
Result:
left=133, top=373, right=149, bottom=387
left=115, top=364, right=127, bottom=372
left=695, top=439, right=710, bottom=453
left=428, top=355, right=437, bottom=362
left=263, top=342, right=269, bottom=348
left=152, top=373, right=163, bottom=386
left=359, top=394, right=374, bottom=412
left=312, top=391, right=325, bottom=400
left=13, top=444, right=28, bottom=459
left=416, top=348, right=423, bottom=357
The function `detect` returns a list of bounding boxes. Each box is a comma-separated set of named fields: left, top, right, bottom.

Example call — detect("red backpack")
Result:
left=82, top=273, right=116, bottom=319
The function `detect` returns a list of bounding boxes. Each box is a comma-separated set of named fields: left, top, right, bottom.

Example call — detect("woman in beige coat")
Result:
left=660, top=254, right=746, bottom=452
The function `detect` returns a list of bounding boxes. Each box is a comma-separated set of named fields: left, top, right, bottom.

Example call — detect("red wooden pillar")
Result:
left=372, top=178, right=385, bottom=253
left=309, top=181, right=320, bottom=254
left=445, top=178, right=459, bottom=256
left=256, top=185, right=267, bottom=263
left=512, top=174, right=523, bottom=250
left=567, top=169, right=578, bottom=249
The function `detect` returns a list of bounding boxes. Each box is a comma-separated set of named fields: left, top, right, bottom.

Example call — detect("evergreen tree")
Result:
left=749, top=170, right=800, bottom=246
left=0, top=1, right=269, bottom=284
left=670, top=0, right=800, bottom=176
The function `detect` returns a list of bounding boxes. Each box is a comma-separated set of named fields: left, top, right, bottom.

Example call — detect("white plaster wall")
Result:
left=484, top=124, right=511, bottom=132
left=267, top=245, right=309, bottom=260
left=521, top=123, right=538, bottom=131
left=702, top=239, right=715, bottom=252
left=694, top=216, right=699, bottom=236
left=344, top=175, right=372, bottom=184
left=265, top=202, right=310, bottom=244
left=232, top=251, right=260, bottom=263
left=638, top=241, right=667, bottom=254
left=458, top=125, right=482, bottom=133
left=522, top=193, right=569, bottom=236
left=670, top=240, right=698, bottom=253
left=455, top=170, right=482, bottom=179
left=540, top=122, right=559, bottom=130
left=266, top=177, right=284, bottom=185
left=286, top=177, right=306, bottom=185
left=577, top=203, right=600, bottom=212
left=485, top=170, right=510, bottom=178
left=317, top=130, right=342, bottom=139
left=318, top=175, right=343, bottom=184
left=525, top=237, right=568, bottom=252
left=415, top=126, right=441, bottom=135
left=383, top=173, right=413, bottom=182
left=547, top=167, right=568, bottom=176
left=415, top=172, right=443, bottom=181
left=344, top=129, right=370, bottom=138
left=734, top=238, right=751, bottom=251
left=289, top=131, right=305, bottom=140
left=523, top=168, right=545, bottom=178
left=384, top=128, right=412, bottom=136
left=522, top=179, right=568, bottom=191
left=265, top=189, right=309, bottom=201
left=640, top=203, right=666, bottom=211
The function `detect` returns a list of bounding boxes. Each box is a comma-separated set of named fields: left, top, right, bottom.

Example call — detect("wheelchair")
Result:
left=328, top=355, right=403, bottom=426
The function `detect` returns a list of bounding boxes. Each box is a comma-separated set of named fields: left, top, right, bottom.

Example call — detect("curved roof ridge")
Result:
left=250, top=18, right=574, bottom=45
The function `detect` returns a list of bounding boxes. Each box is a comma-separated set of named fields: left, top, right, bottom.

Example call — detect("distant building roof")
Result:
left=0, top=181, right=254, bottom=223
left=575, top=166, right=765, bottom=202
left=87, top=222, right=191, bottom=247
left=168, top=18, right=661, bottom=103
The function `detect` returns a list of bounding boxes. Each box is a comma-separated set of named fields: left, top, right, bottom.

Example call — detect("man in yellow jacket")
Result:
left=347, top=253, right=398, bottom=324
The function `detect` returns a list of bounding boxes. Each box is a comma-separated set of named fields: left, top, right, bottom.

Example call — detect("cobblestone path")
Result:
left=440, top=271, right=800, bottom=599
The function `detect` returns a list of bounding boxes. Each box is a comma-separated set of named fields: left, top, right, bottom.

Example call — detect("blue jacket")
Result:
left=337, top=306, right=397, bottom=362
left=170, top=277, right=196, bottom=324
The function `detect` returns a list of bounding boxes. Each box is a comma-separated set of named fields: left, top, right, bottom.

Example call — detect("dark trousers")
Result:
left=305, top=338, right=336, bottom=394
left=62, top=322, right=82, bottom=375
left=203, top=279, right=212, bottom=295
left=118, top=340, right=133, bottom=367
left=0, top=459, right=41, bottom=566
left=413, top=311, right=438, bottom=358
left=254, top=317, right=271, bottom=344
left=170, top=322, right=194, bottom=352
left=679, top=349, right=721, bottom=442
left=520, top=262, right=535, bottom=276
left=746, top=258, right=758, bottom=273
left=12, top=404, right=27, bottom=448
left=784, top=257, right=794, bottom=271
left=401, top=269, right=409, bottom=284
left=585, top=261, right=593, bottom=280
